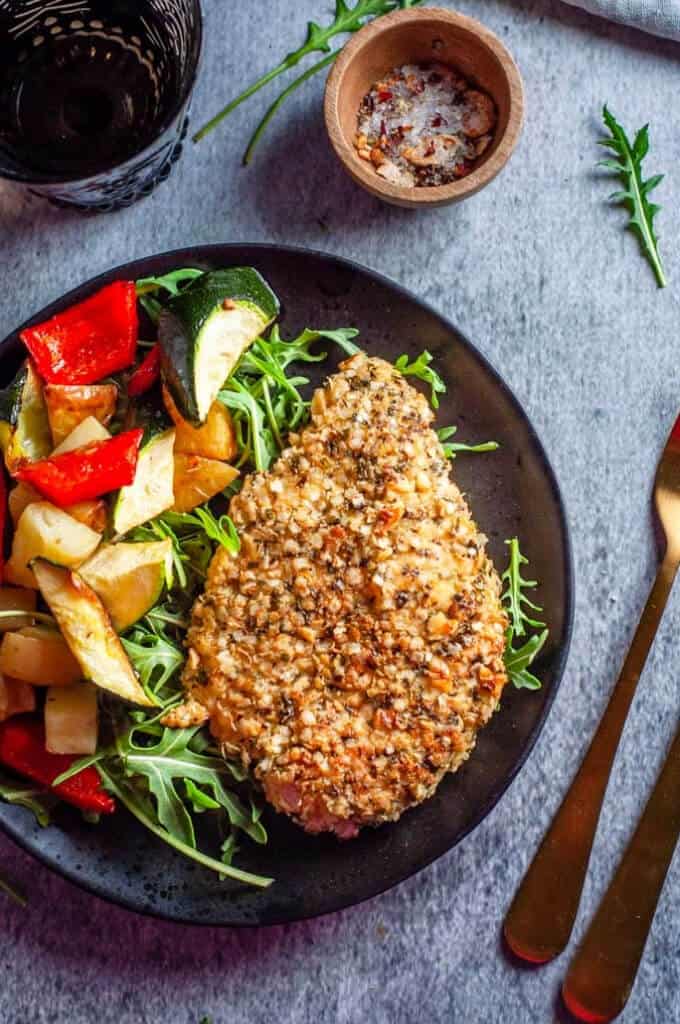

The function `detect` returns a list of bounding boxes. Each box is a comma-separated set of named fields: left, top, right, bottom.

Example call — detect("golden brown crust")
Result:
left=165, top=355, right=508, bottom=836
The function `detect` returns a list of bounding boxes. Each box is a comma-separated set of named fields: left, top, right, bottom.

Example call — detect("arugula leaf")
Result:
left=501, top=538, right=548, bottom=690
left=162, top=508, right=240, bottom=556
left=122, top=628, right=184, bottom=704
left=501, top=538, right=546, bottom=639
left=598, top=106, right=667, bottom=288
left=0, top=770, right=56, bottom=828
left=136, top=268, right=204, bottom=296
left=99, top=766, right=272, bottom=888
left=219, top=326, right=362, bottom=471
left=116, top=725, right=265, bottom=843
left=185, top=779, right=221, bottom=812
left=437, top=426, right=499, bottom=459
left=193, top=0, right=424, bottom=159
left=136, top=268, right=204, bottom=323
left=505, top=629, right=549, bottom=690
left=395, top=351, right=446, bottom=409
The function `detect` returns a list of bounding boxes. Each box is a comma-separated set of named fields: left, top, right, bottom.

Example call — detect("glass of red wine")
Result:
left=0, top=0, right=202, bottom=211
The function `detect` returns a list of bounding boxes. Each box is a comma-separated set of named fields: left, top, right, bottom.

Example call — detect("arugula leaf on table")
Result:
left=437, top=425, right=499, bottom=459
left=598, top=106, right=667, bottom=288
left=395, top=350, right=446, bottom=409
left=501, top=538, right=549, bottom=690
left=193, top=0, right=424, bottom=161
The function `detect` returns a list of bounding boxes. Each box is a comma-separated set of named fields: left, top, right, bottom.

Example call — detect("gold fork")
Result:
left=562, top=711, right=680, bottom=1021
left=504, top=413, right=680, bottom=965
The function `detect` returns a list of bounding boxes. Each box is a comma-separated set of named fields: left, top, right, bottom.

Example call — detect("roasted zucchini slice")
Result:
left=112, top=427, right=175, bottom=535
left=159, top=267, right=279, bottom=424
left=0, top=360, right=52, bottom=470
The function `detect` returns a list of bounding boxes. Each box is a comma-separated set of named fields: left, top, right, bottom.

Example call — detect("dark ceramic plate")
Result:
left=0, top=244, right=573, bottom=926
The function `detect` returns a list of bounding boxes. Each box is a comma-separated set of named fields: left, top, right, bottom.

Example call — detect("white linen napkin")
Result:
left=561, top=0, right=680, bottom=41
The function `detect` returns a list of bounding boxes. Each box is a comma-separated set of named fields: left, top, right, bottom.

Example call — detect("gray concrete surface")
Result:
left=2, top=0, right=680, bottom=1020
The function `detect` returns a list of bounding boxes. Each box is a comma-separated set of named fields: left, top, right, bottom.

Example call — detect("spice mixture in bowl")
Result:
left=355, top=62, right=497, bottom=188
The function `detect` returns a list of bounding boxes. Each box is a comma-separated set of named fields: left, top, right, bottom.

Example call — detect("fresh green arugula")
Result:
left=436, top=426, right=499, bottom=458
left=121, top=629, right=184, bottom=704
left=218, top=326, right=360, bottom=472
left=193, top=0, right=424, bottom=161
left=395, top=350, right=446, bottom=409
left=136, top=268, right=204, bottom=322
left=598, top=106, right=667, bottom=288
left=501, top=538, right=549, bottom=690
left=0, top=770, right=56, bottom=828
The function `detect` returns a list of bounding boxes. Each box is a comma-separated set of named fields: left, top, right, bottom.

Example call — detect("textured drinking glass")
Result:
left=0, top=0, right=202, bottom=211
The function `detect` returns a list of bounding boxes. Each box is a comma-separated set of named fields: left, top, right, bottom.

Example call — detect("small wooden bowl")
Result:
left=324, top=7, right=524, bottom=208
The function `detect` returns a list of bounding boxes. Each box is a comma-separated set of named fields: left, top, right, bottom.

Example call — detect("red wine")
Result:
left=1, top=16, right=176, bottom=178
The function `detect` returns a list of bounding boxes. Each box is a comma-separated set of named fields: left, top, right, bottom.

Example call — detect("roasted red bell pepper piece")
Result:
left=20, top=281, right=138, bottom=385
left=0, top=716, right=115, bottom=815
left=128, top=343, right=160, bottom=398
left=15, top=428, right=143, bottom=507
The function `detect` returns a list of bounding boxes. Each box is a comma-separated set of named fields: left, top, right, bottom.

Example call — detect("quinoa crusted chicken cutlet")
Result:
left=164, top=354, right=508, bottom=838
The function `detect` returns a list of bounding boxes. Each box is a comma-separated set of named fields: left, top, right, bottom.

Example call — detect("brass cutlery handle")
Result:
left=504, top=555, right=678, bottom=964
left=562, top=719, right=680, bottom=1022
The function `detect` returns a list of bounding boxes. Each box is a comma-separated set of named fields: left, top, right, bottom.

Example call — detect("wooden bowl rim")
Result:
left=323, top=6, right=524, bottom=208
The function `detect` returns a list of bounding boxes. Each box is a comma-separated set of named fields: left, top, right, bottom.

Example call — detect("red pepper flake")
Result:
left=431, top=114, right=444, bottom=128
left=378, top=90, right=392, bottom=102
left=21, top=281, right=138, bottom=385
left=0, top=716, right=116, bottom=815
left=454, top=160, right=473, bottom=178
left=16, top=428, right=143, bottom=507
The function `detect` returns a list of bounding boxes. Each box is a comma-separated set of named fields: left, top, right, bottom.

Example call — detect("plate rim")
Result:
left=0, top=242, right=574, bottom=926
